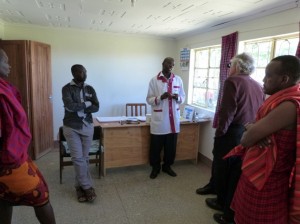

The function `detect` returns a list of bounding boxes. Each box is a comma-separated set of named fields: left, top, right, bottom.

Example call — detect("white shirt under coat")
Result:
left=146, top=72, right=186, bottom=135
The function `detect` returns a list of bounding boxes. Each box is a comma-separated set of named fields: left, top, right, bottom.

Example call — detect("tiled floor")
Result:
left=11, top=151, right=217, bottom=224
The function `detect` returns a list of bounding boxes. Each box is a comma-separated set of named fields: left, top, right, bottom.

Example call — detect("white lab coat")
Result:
left=146, top=72, right=186, bottom=134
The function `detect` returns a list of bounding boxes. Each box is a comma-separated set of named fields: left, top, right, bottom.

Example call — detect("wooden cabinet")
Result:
left=0, top=40, right=53, bottom=159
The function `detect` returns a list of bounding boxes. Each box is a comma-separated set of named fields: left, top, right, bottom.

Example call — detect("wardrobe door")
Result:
left=29, top=41, right=54, bottom=159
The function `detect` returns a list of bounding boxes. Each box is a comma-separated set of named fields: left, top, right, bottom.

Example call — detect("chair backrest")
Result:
left=126, top=103, right=147, bottom=116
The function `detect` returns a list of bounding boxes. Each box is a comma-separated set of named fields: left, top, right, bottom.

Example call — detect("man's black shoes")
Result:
left=162, top=166, right=177, bottom=177
left=205, top=197, right=223, bottom=211
left=196, top=183, right=216, bottom=195
left=213, top=213, right=235, bottom=224
left=150, top=168, right=160, bottom=179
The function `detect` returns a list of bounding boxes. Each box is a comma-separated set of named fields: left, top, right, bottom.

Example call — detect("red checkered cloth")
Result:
left=225, top=84, right=300, bottom=223
left=0, top=78, right=31, bottom=169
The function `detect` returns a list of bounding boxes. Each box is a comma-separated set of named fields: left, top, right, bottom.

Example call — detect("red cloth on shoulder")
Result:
left=0, top=78, right=31, bottom=169
left=225, top=84, right=300, bottom=223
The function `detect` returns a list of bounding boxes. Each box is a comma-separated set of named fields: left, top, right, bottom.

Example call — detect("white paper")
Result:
left=96, top=116, right=146, bottom=123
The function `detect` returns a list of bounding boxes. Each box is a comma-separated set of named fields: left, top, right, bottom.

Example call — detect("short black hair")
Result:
left=71, top=64, right=84, bottom=74
left=162, top=57, right=174, bottom=64
left=271, top=55, right=300, bottom=82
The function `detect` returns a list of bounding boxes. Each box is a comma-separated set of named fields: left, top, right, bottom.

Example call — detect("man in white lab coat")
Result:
left=146, top=57, right=186, bottom=179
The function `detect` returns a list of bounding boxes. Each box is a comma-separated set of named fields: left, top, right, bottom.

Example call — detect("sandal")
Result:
left=84, top=187, right=97, bottom=202
left=76, top=187, right=87, bottom=202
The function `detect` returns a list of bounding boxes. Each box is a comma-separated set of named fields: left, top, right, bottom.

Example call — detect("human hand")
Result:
left=244, top=123, right=253, bottom=130
left=172, top=93, right=178, bottom=101
left=257, top=137, right=272, bottom=149
left=161, top=92, right=171, bottom=100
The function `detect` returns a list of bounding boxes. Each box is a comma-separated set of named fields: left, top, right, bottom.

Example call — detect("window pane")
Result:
left=257, top=42, right=272, bottom=67
left=208, top=69, right=219, bottom=89
left=245, top=41, right=272, bottom=67
left=251, top=68, right=265, bottom=85
left=192, top=87, right=206, bottom=107
left=275, top=38, right=299, bottom=56
left=208, top=89, right=219, bottom=109
left=244, top=35, right=298, bottom=85
left=210, top=48, right=221, bottom=67
left=192, top=46, right=221, bottom=110
left=194, top=69, right=208, bottom=88
left=195, top=50, right=209, bottom=68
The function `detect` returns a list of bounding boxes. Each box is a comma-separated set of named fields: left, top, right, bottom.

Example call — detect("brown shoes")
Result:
left=76, top=187, right=87, bottom=202
left=76, top=187, right=97, bottom=202
left=84, top=187, right=97, bottom=202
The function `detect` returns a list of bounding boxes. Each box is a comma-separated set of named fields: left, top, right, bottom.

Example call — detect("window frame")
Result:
left=188, top=45, right=221, bottom=111
left=188, top=33, right=299, bottom=111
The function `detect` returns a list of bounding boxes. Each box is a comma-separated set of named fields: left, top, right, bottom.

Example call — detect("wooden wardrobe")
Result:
left=0, top=40, right=53, bottom=159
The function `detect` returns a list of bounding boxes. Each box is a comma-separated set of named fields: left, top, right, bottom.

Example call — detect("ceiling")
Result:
left=0, top=0, right=299, bottom=39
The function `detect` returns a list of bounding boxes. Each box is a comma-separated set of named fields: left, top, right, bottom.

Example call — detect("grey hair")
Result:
left=231, top=52, right=255, bottom=74
left=0, top=49, right=5, bottom=62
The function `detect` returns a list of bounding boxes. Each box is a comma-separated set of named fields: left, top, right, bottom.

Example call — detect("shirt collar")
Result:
left=70, top=79, right=87, bottom=87
left=157, top=72, right=174, bottom=83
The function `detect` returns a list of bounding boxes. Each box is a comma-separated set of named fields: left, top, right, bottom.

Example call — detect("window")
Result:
left=190, top=46, right=221, bottom=110
left=189, top=33, right=299, bottom=111
left=242, top=34, right=299, bottom=84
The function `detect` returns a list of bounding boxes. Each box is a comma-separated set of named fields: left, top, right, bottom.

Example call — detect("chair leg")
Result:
left=60, top=163, right=62, bottom=184
left=96, top=153, right=101, bottom=179
left=60, top=156, right=63, bottom=184
left=60, top=168, right=62, bottom=184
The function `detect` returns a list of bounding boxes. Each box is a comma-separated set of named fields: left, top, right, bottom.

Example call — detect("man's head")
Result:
left=263, top=55, right=300, bottom=95
left=0, top=49, right=10, bottom=78
left=228, top=52, right=255, bottom=76
left=71, top=64, right=87, bottom=84
left=162, top=57, right=175, bottom=76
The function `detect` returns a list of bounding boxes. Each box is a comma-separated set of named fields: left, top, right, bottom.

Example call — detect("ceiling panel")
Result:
left=0, top=0, right=298, bottom=38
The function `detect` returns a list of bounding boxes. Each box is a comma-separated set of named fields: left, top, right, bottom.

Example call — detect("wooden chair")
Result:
left=59, top=126, right=103, bottom=184
left=126, top=103, right=147, bottom=116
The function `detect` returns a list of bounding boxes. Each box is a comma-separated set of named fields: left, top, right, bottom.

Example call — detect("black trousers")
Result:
left=212, top=124, right=244, bottom=220
left=149, top=133, right=178, bottom=170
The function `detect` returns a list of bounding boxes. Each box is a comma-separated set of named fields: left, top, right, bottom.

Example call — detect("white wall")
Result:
left=176, top=7, right=300, bottom=160
left=2, top=7, right=300, bottom=151
left=0, top=20, right=4, bottom=39
left=3, top=25, right=177, bottom=139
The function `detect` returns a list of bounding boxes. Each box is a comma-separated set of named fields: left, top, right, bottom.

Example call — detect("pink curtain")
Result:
left=296, top=22, right=300, bottom=58
left=212, top=32, right=238, bottom=128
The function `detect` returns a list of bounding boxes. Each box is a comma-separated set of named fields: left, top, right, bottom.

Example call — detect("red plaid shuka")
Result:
left=0, top=78, right=31, bottom=168
left=0, top=78, right=50, bottom=206
left=225, top=84, right=300, bottom=223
